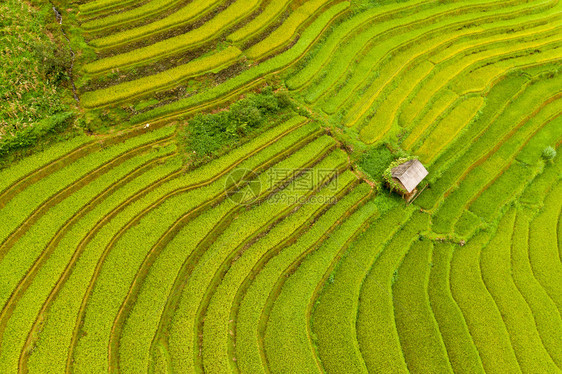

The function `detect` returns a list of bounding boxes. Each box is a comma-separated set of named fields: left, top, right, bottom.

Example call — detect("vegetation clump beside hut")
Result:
left=383, top=157, right=428, bottom=201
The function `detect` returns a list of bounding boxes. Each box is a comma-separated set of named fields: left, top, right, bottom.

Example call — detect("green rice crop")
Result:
left=81, top=47, right=242, bottom=107
left=401, top=90, right=458, bottom=150
left=0, top=126, right=175, bottom=249
left=201, top=171, right=358, bottom=373
left=122, top=152, right=351, bottom=374
left=346, top=59, right=433, bottom=134
left=311, top=204, right=412, bottom=374
left=519, top=149, right=562, bottom=207
left=5, top=0, right=562, bottom=372
left=26, top=117, right=311, bottom=373
left=264, top=199, right=379, bottom=374
left=0, top=135, right=91, bottom=197
left=392, top=240, right=453, bottom=373
left=235, top=183, right=372, bottom=374
left=227, top=0, right=292, bottom=44
left=432, top=89, right=562, bottom=233
left=449, top=231, right=521, bottom=372
left=81, top=0, right=183, bottom=32
left=479, top=208, right=559, bottom=372
left=428, top=243, right=486, bottom=373
left=428, top=73, right=562, bottom=231
left=285, top=1, right=430, bottom=91
left=70, top=127, right=329, bottom=373
left=309, top=0, right=543, bottom=112
left=349, top=13, right=562, bottom=133
left=79, top=0, right=139, bottom=17
left=527, top=181, right=562, bottom=313
left=245, top=0, right=333, bottom=60
left=117, top=201, right=236, bottom=374
left=384, top=15, right=562, bottom=134
left=86, top=0, right=259, bottom=72
left=0, top=145, right=176, bottom=374
left=166, top=148, right=348, bottom=373
left=88, top=0, right=226, bottom=48
left=355, top=211, right=429, bottom=373
left=131, top=2, right=350, bottom=124
left=469, top=161, right=539, bottom=224
left=72, top=146, right=328, bottom=373
left=414, top=72, right=531, bottom=209
left=510, top=208, right=562, bottom=367
left=23, top=158, right=183, bottom=374
left=414, top=97, right=484, bottom=163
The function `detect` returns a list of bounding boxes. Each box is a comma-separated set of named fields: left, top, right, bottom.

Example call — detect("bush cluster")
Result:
left=541, top=146, right=556, bottom=161
left=0, top=0, right=75, bottom=160
left=180, top=87, right=293, bottom=162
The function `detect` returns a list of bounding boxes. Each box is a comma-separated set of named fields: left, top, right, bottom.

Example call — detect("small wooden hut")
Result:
left=384, top=158, right=428, bottom=202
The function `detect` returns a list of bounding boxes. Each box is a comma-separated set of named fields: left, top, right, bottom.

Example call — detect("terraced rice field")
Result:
left=1, top=0, right=561, bottom=372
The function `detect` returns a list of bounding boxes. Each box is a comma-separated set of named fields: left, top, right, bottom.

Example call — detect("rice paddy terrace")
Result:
left=1, top=0, right=561, bottom=373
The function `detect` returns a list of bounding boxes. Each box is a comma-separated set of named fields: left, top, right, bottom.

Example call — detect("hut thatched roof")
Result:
left=391, top=159, right=428, bottom=193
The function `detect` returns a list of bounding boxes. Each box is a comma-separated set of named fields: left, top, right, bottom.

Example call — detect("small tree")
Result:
left=542, top=146, right=557, bottom=161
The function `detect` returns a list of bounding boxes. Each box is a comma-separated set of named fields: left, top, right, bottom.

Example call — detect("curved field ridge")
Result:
left=2, top=0, right=562, bottom=372
left=81, top=46, right=243, bottom=107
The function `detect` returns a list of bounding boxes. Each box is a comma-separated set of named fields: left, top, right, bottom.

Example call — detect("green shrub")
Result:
left=541, top=146, right=556, bottom=160
left=179, top=87, right=295, bottom=162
